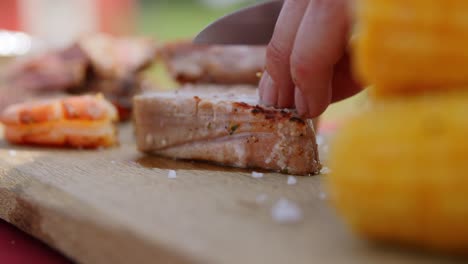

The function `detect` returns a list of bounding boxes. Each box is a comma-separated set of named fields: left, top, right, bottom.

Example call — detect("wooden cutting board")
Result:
left=0, top=124, right=462, bottom=264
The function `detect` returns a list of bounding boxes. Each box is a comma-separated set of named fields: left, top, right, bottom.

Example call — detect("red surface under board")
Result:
left=0, top=219, right=71, bottom=264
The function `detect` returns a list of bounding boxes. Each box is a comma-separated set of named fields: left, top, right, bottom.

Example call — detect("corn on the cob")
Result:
left=354, top=0, right=468, bottom=96
left=327, top=91, right=468, bottom=254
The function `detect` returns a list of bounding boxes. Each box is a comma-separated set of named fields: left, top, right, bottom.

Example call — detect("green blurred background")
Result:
left=137, top=0, right=257, bottom=41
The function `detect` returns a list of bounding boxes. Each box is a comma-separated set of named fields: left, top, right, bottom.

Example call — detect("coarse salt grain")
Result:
left=321, top=167, right=331, bottom=175
left=110, top=160, right=116, bottom=164
left=316, top=135, right=324, bottom=146
left=271, top=198, right=303, bottom=224
left=8, top=150, right=16, bottom=157
left=255, top=194, right=268, bottom=204
left=145, top=134, right=153, bottom=145
left=287, top=176, right=297, bottom=185
left=168, top=170, right=177, bottom=179
left=251, top=171, right=263, bottom=179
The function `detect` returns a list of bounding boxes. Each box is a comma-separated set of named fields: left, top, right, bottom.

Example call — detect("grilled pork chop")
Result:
left=134, top=87, right=321, bottom=175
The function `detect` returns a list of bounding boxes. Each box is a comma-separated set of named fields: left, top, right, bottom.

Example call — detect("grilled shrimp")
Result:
left=0, top=94, right=118, bottom=148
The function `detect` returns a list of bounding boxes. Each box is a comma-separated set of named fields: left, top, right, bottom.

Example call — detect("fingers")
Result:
left=260, top=0, right=310, bottom=108
left=290, top=0, right=350, bottom=117
left=331, top=52, right=362, bottom=102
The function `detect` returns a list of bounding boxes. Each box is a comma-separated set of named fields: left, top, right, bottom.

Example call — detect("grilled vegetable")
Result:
left=327, top=92, right=468, bottom=254
left=354, top=0, right=468, bottom=96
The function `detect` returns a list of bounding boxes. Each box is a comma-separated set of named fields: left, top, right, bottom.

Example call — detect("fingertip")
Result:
left=294, top=88, right=308, bottom=116
left=296, top=85, right=331, bottom=118
left=258, top=71, right=267, bottom=101
left=307, top=100, right=329, bottom=118
left=259, top=71, right=277, bottom=106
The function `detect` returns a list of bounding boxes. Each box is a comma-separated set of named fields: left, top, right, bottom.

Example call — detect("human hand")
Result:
left=259, top=0, right=362, bottom=118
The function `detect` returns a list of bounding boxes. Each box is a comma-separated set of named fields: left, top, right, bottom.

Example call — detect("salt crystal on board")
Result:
left=251, top=171, right=264, bottom=179
left=316, top=135, right=324, bottom=146
left=168, top=170, right=177, bottom=179
left=8, top=150, right=16, bottom=157
left=287, top=176, right=297, bottom=185
left=321, top=167, right=331, bottom=175
left=271, top=198, right=303, bottom=224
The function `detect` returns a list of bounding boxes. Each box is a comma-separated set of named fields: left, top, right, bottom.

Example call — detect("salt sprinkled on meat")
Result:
left=287, top=176, right=297, bottom=185
left=271, top=198, right=303, bottom=224
left=8, top=150, right=17, bottom=157
left=168, top=170, right=177, bottom=179
left=321, top=167, right=331, bottom=175
left=251, top=171, right=263, bottom=179
left=145, top=134, right=153, bottom=145
left=255, top=194, right=268, bottom=204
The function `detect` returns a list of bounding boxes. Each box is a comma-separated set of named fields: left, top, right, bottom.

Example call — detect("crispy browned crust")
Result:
left=159, top=41, right=266, bottom=85
left=134, top=90, right=321, bottom=175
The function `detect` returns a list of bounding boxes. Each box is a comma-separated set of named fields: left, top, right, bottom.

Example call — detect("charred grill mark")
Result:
left=251, top=108, right=261, bottom=114
left=233, top=102, right=251, bottom=109
left=228, top=123, right=240, bottom=135
left=289, top=117, right=305, bottom=125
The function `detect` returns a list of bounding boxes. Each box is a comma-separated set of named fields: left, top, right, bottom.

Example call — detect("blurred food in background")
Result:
left=1, top=34, right=157, bottom=120
left=160, top=41, right=265, bottom=85
left=329, top=0, right=468, bottom=255
left=0, top=94, right=119, bottom=148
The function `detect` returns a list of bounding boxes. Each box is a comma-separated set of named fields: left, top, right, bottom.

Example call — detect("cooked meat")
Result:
left=134, top=87, right=321, bottom=175
left=3, top=44, right=89, bottom=93
left=159, top=41, right=266, bottom=85
left=0, top=34, right=157, bottom=119
left=78, top=34, right=156, bottom=80
left=0, top=94, right=118, bottom=148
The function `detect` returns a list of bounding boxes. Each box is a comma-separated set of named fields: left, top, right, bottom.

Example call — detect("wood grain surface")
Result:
left=0, top=124, right=463, bottom=264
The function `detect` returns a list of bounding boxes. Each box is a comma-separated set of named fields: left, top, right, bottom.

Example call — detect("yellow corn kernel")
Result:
left=328, top=91, right=468, bottom=254
left=354, top=0, right=468, bottom=96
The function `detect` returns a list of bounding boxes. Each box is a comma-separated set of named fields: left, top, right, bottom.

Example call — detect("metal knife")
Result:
left=193, top=0, right=284, bottom=45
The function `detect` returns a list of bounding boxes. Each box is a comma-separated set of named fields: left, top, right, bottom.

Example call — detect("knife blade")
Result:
left=193, top=0, right=284, bottom=45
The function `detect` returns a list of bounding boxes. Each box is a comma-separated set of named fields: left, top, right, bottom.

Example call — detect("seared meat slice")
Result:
left=159, top=41, right=266, bottom=85
left=134, top=88, right=321, bottom=175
